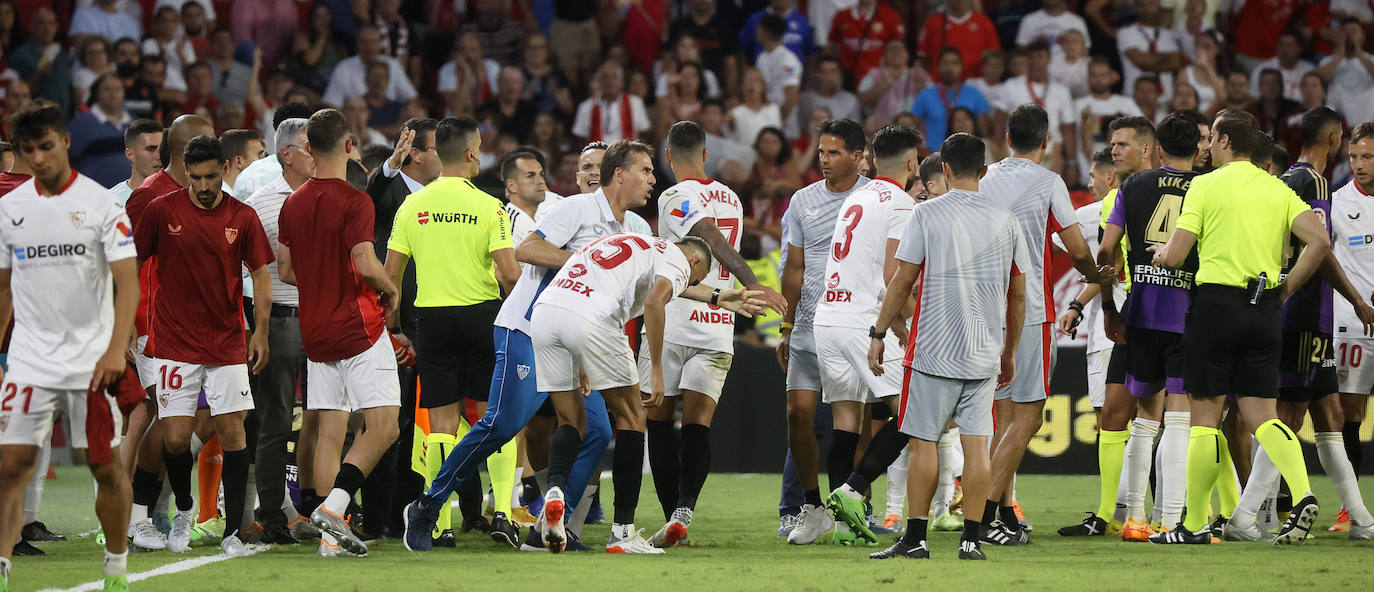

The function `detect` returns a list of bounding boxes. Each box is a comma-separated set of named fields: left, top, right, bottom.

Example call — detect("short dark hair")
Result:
left=360, top=144, right=391, bottom=172
left=124, top=118, right=163, bottom=147
left=219, top=128, right=262, bottom=160
left=400, top=116, right=438, bottom=166
left=1007, top=104, right=1050, bottom=154
left=1109, top=115, right=1156, bottom=144
left=1155, top=113, right=1202, bottom=159
left=1299, top=107, right=1343, bottom=149
left=599, top=139, right=655, bottom=186
left=1025, top=39, right=1052, bottom=55
left=183, top=135, right=226, bottom=167
left=435, top=117, right=480, bottom=164
left=306, top=108, right=350, bottom=155
left=1091, top=147, right=1114, bottom=169
left=181, top=0, right=203, bottom=13
left=701, top=97, right=726, bottom=113
left=501, top=150, right=541, bottom=182
left=346, top=158, right=368, bottom=190
left=817, top=119, right=866, bottom=153
left=185, top=61, right=211, bottom=77
left=754, top=127, right=789, bottom=166
left=1352, top=122, right=1374, bottom=145
left=1214, top=108, right=1262, bottom=157
left=7, top=100, right=66, bottom=147
left=816, top=55, right=840, bottom=69
left=871, top=125, right=923, bottom=163
left=918, top=152, right=944, bottom=181
left=1271, top=142, right=1290, bottom=171
left=939, top=133, right=985, bottom=179
left=1249, top=132, right=1275, bottom=166
left=512, top=145, right=547, bottom=169
left=759, top=14, right=787, bottom=40
left=274, top=102, right=313, bottom=131
left=939, top=46, right=962, bottom=63
left=1172, top=109, right=1208, bottom=129
left=667, top=120, right=706, bottom=155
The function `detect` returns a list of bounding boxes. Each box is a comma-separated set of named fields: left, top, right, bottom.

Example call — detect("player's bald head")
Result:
left=167, top=115, right=215, bottom=164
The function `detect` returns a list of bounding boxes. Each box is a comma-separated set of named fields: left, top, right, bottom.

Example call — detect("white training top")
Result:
left=785, top=176, right=871, bottom=335
left=1332, top=179, right=1374, bottom=336
left=814, top=177, right=915, bottom=330
left=535, top=232, right=692, bottom=328
left=0, top=174, right=137, bottom=390
left=981, top=157, right=1078, bottom=326
left=246, top=176, right=300, bottom=307
left=1053, top=200, right=1125, bottom=354
left=657, top=178, right=744, bottom=353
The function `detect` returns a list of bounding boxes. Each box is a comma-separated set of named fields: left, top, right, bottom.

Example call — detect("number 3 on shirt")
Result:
left=832, top=205, right=864, bottom=261
left=1145, top=193, right=1183, bottom=245
left=590, top=234, right=652, bottom=269
left=1, top=384, right=32, bottom=413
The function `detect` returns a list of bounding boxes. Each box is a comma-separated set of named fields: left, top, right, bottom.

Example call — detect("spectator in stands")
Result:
left=1316, top=18, right=1374, bottom=130
left=655, top=61, right=707, bottom=140
left=620, top=0, right=666, bottom=75
left=1249, top=69, right=1303, bottom=138
left=917, top=0, right=1000, bottom=81
left=137, top=54, right=182, bottom=119
left=1223, top=70, right=1254, bottom=112
left=1051, top=29, right=1090, bottom=99
left=205, top=29, right=252, bottom=108
left=0, top=44, right=18, bottom=100
left=0, top=78, right=26, bottom=119
left=10, top=8, right=70, bottom=115
left=293, top=2, right=346, bottom=95
left=998, top=40, right=1077, bottom=177
left=572, top=61, right=650, bottom=142
left=323, top=24, right=417, bottom=108
left=142, top=6, right=195, bottom=81
left=343, top=95, right=388, bottom=148
left=180, top=1, right=210, bottom=59
left=1118, top=0, right=1182, bottom=100
left=1297, top=71, right=1327, bottom=113
left=740, top=126, right=796, bottom=250
left=72, top=38, right=111, bottom=107
left=967, top=49, right=1007, bottom=108
left=233, top=0, right=299, bottom=67
left=739, top=0, right=813, bottom=63
left=219, top=128, right=265, bottom=193
left=1177, top=30, right=1226, bottom=117
left=526, top=111, right=568, bottom=166
left=830, top=0, right=904, bottom=88
left=859, top=39, right=931, bottom=131
left=755, top=14, right=802, bottom=126
left=181, top=61, right=219, bottom=121
left=0, top=0, right=22, bottom=56
left=1076, top=57, right=1143, bottom=168
left=116, top=45, right=156, bottom=122
left=911, top=47, right=992, bottom=152
left=520, top=33, right=573, bottom=116
left=158, top=0, right=215, bottom=27
left=1250, top=32, right=1313, bottom=103
left=696, top=98, right=753, bottom=184
left=1134, top=75, right=1165, bottom=124
left=373, top=0, right=421, bottom=86
left=68, top=73, right=131, bottom=187
left=654, top=35, right=722, bottom=99
left=798, top=56, right=861, bottom=136
left=460, top=0, right=524, bottom=66
left=1169, top=0, right=1209, bottom=59
left=69, top=0, right=141, bottom=46
left=792, top=105, right=829, bottom=184
left=438, top=32, right=499, bottom=118
left=548, top=0, right=600, bottom=95
left=1229, top=0, right=1298, bottom=73
left=670, top=0, right=739, bottom=97
left=1016, top=0, right=1091, bottom=52
left=1169, top=80, right=1203, bottom=114
left=729, top=67, right=782, bottom=146
left=477, top=65, right=538, bottom=143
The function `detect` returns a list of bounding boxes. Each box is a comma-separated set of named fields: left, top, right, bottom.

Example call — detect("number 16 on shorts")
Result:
left=152, top=359, right=254, bottom=418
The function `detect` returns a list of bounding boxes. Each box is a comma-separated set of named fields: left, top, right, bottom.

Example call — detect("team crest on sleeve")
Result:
left=69, top=211, right=86, bottom=229
left=225, top=228, right=239, bottom=244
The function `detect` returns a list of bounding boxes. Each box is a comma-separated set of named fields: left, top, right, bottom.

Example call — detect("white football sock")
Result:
left=323, top=488, right=351, bottom=516
left=1124, top=418, right=1160, bottom=521
left=567, top=484, right=596, bottom=538
left=23, top=438, right=51, bottom=524
left=103, top=549, right=127, bottom=576
left=512, top=467, right=524, bottom=509
left=885, top=444, right=908, bottom=517
left=281, top=491, right=300, bottom=522
left=1114, top=450, right=1130, bottom=523
left=1158, top=411, right=1190, bottom=527
left=1232, top=447, right=1281, bottom=526
left=1317, top=432, right=1374, bottom=524
left=932, top=431, right=959, bottom=515
left=241, top=469, right=258, bottom=531
left=154, top=479, right=172, bottom=516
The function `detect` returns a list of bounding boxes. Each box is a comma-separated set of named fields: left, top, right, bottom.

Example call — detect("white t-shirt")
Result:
left=1075, top=94, right=1144, bottom=155
left=656, top=179, right=745, bottom=353
left=1052, top=200, right=1126, bottom=353
left=997, top=76, right=1076, bottom=148
left=1117, top=24, right=1179, bottom=101
left=728, top=103, right=782, bottom=146
left=757, top=45, right=803, bottom=106
left=322, top=55, right=417, bottom=107
left=1015, top=10, right=1091, bottom=50
left=980, top=157, right=1078, bottom=326
left=571, top=94, right=651, bottom=141
left=813, top=177, right=914, bottom=330
left=1249, top=57, right=1315, bottom=103
left=1049, top=56, right=1090, bottom=99
left=0, top=174, right=136, bottom=390
left=535, top=233, right=692, bottom=328
left=1332, top=180, right=1374, bottom=335
left=1320, top=54, right=1374, bottom=129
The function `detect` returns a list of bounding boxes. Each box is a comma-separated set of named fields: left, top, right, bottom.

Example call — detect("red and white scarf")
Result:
left=589, top=93, right=635, bottom=141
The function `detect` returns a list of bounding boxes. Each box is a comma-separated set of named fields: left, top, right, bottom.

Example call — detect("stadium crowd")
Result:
left=0, top=0, right=1372, bottom=589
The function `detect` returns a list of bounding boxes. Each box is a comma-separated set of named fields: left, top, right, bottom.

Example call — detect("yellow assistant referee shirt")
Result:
left=388, top=177, right=512, bottom=307
left=1174, top=160, right=1311, bottom=290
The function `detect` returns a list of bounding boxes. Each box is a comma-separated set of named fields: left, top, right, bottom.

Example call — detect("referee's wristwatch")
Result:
left=869, top=326, right=886, bottom=339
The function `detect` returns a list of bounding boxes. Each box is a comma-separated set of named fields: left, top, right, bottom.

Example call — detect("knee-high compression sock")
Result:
left=131, top=467, right=161, bottom=519
left=1158, top=411, right=1191, bottom=527
left=612, top=430, right=646, bottom=525
left=932, top=429, right=960, bottom=516
left=1255, top=419, right=1313, bottom=498
left=487, top=438, right=518, bottom=517
left=323, top=463, right=365, bottom=516
left=546, top=425, right=582, bottom=490
left=678, top=424, right=711, bottom=511
left=1214, top=430, right=1240, bottom=519
left=221, top=448, right=249, bottom=538
left=845, top=420, right=907, bottom=492
left=1124, top=418, right=1160, bottom=522
left=1182, top=426, right=1222, bottom=533
left=646, top=419, right=680, bottom=520
left=23, top=439, right=51, bottom=524
left=1232, top=447, right=1281, bottom=527
left=1096, top=428, right=1130, bottom=519
left=568, top=484, right=597, bottom=537
left=885, top=444, right=908, bottom=518
left=1316, top=432, right=1374, bottom=524
left=424, top=433, right=456, bottom=533
left=1113, top=458, right=1130, bottom=523
left=1343, top=421, right=1362, bottom=474
left=196, top=436, right=223, bottom=522
left=828, top=430, right=861, bottom=496
left=163, top=446, right=196, bottom=513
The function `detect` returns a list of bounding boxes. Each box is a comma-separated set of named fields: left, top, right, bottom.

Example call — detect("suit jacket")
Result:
left=367, top=168, right=420, bottom=335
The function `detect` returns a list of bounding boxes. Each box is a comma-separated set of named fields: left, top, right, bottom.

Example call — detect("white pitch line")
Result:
left=39, top=545, right=268, bottom=592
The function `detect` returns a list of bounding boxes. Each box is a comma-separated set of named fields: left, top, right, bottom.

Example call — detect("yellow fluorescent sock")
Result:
left=425, top=433, right=457, bottom=533
left=1097, top=429, right=1129, bottom=518
left=1214, top=430, right=1240, bottom=517
left=1184, top=426, right=1221, bottom=533
left=488, top=438, right=518, bottom=516
left=1255, top=419, right=1312, bottom=499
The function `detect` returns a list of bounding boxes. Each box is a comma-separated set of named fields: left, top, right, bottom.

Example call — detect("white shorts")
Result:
left=307, top=336, right=402, bottom=411
left=133, top=335, right=157, bottom=390
left=815, top=325, right=903, bottom=404
left=897, top=368, right=995, bottom=441
left=638, top=341, right=733, bottom=401
left=1087, top=348, right=1112, bottom=408
left=995, top=323, right=1057, bottom=403
left=0, top=381, right=122, bottom=450
left=151, top=359, right=253, bottom=418
left=1336, top=336, right=1374, bottom=395
left=531, top=305, right=637, bottom=393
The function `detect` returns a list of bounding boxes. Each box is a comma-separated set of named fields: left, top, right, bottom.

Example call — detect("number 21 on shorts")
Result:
left=1, top=383, right=32, bottom=413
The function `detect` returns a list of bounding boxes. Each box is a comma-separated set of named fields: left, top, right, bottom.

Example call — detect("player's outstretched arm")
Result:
left=1317, top=251, right=1374, bottom=336
left=1057, top=223, right=1104, bottom=284
left=1281, top=210, right=1332, bottom=303
left=1147, top=227, right=1197, bottom=270
left=247, top=265, right=272, bottom=374
left=689, top=218, right=787, bottom=315
left=681, top=284, right=765, bottom=318
left=515, top=232, right=572, bottom=269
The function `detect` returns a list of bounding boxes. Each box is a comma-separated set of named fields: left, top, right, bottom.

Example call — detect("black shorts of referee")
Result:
left=1184, top=284, right=1281, bottom=398
left=415, top=300, right=501, bottom=407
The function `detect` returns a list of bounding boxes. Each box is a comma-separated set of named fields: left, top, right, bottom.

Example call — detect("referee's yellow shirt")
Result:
left=388, top=177, right=512, bottom=307
left=1175, top=160, right=1310, bottom=290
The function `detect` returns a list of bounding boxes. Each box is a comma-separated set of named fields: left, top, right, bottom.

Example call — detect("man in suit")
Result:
left=361, top=117, right=440, bottom=539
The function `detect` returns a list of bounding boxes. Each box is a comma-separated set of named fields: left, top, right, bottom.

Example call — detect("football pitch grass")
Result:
left=17, top=468, right=1374, bottom=591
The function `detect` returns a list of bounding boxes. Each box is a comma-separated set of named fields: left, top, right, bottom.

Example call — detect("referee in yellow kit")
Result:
left=1145, top=109, right=1330, bottom=546
left=385, top=117, right=522, bottom=539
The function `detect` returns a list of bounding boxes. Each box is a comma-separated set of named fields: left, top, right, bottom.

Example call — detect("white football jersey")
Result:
left=535, top=232, right=692, bottom=328
left=0, top=174, right=137, bottom=390
left=814, top=177, right=914, bottom=330
left=981, top=157, right=1078, bottom=326
left=1052, top=200, right=1126, bottom=353
left=1332, top=180, right=1374, bottom=334
left=657, top=179, right=744, bottom=353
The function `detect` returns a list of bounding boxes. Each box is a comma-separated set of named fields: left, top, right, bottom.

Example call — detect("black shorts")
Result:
left=1106, top=342, right=1128, bottom=385
left=1277, top=331, right=1339, bottom=403
left=415, top=301, right=501, bottom=408
left=1184, top=285, right=1281, bottom=399
left=1124, top=326, right=1185, bottom=396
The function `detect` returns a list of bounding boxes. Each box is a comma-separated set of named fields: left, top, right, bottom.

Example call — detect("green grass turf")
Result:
left=16, top=468, right=1374, bottom=591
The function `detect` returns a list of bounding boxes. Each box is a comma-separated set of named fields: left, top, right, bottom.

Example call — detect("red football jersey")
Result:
left=918, top=11, right=1001, bottom=81
left=829, top=5, right=905, bottom=88
left=127, top=170, right=183, bottom=339
left=277, top=178, right=386, bottom=362
left=133, top=189, right=274, bottom=366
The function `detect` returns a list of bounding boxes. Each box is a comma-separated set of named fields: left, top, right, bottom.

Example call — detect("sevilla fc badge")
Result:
left=69, top=211, right=86, bottom=229
left=0, top=415, right=8, bottom=432
left=225, top=227, right=239, bottom=244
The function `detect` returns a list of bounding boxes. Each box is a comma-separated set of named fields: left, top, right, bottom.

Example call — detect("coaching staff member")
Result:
left=1146, top=108, right=1329, bottom=546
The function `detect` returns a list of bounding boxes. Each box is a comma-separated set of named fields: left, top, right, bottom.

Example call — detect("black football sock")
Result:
left=521, top=476, right=540, bottom=504
left=162, top=446, right=195, bottom=512
left=458, top=474, right=482, bottom=523
left=962, top=520, right=983, bottom=542
left=299, top=488, right=318, bottom=514
left=677, top=424, right=711, bottom=511
left=847, top=419, right=906, bottom=492
left=221, top=448, right=250, bottom=538
left=1344, top=421, right=1362, bottom=474
left=999, top=504, right=1019, bottom=527
left=804, top=488, right=823, bottom=507
left=901, top=517, right=928, bottom=545
left=646, top=419, right=679, bottom=520
left=828, top=430, right=861, bottom=495
left=982, top=500, right=998, bottom=526
left=131, top=468, right=161, bottom=517
left=546, top=425, right=582, bottom=490
left=612, top=430, right=645, bottom=525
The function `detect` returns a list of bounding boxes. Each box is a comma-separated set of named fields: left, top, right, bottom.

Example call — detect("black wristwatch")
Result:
left=869, top=326, right=886, bottom=339
left=710, top=288, right=721, bottom=306
left=388, top=326, right=402, bottom=334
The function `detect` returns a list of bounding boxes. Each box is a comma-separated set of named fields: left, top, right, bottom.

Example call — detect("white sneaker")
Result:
left=787, top=504, right=834, bottom=545
left=129, top=517, right=167, bottom=550
left=649, top=507, right=692, bottom=548
left=541, top=486, right=567, bottom=553
left=221, top=532, right=249, bottom=557
left=1349, top=520, right=1374, bottom=540
left=167, top=510, right=194, bottom=553
left=607, top=523, right=666, bottom=554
